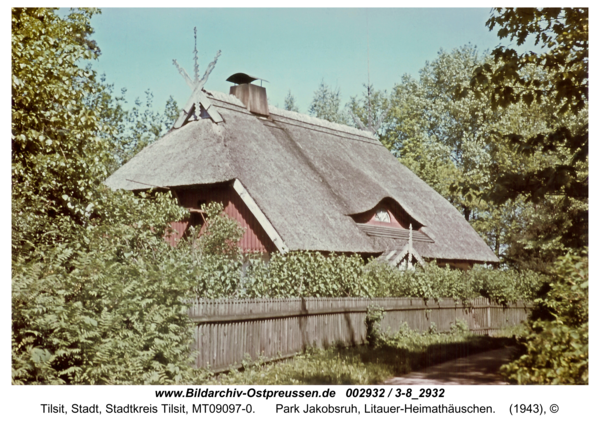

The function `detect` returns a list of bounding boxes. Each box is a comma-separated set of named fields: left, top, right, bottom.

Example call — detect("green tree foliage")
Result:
left=479, top=8, right=587, bottom=116
left=13, top=8, right=106, bottom=252
left=501, top=250, right=588, bottom=384
left=308, top=80, right=348, bottom=124
left=12, top=8, right=194, bottom=384
left=117, top=90, right=179, bottom=165
left=178, top=202, right=246, bottom=299
left=85, top=77, right=179, bottom=174
left=12, top=8, right=182, bottom=253
left=470, top=8, right=588, bottom=251
left=386, top=46, right=519, bottom=262
left=388, top=45, right=491, bottom=217
left=347, top=84, right=391, bottom=138
left=386, top=44, right=585, bottom=270
left=196, top=202, right=245, bottom=257
left=283, top=90, right=299, bottom=112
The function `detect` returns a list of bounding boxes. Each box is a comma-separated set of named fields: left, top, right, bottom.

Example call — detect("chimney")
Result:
left=227, top=73, right=269, bottom=117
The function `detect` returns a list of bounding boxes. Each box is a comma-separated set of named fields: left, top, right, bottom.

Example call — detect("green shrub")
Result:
left=241, top=251, right=366, bottom=298
left=12, top=213, right=198, bottom=385
left=470, top=266, right=546, bottom=305
left=501, top=250, right=588, bottom=384
left=196, top=202, right=244, bottom=257
left=449, top=319, right=470, bottom=334
left=360, top=259, right=545, bottom=303
left=178, top=204, right=547, bottom=302
left=189, top=248, right=546, bottom=302
left=365, top=305, right=385, bottom=348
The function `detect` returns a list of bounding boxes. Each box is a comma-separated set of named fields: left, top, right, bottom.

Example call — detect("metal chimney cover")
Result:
left=226, top=73, right=269, bottom=85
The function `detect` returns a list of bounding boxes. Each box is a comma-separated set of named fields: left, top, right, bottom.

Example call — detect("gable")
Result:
left=166, top=182, right=277, bottom=253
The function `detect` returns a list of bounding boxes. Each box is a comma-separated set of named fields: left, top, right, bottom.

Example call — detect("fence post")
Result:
left=188, top=297, right=531, bottom=371
left=487, top=299, right=492, bottom=334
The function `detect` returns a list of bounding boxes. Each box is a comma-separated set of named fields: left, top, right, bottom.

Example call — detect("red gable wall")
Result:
left=165, top=183, right=276, bottom=253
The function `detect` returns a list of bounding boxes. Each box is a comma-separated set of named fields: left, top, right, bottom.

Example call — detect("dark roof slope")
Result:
left=105, top=90, right=498, bottom=263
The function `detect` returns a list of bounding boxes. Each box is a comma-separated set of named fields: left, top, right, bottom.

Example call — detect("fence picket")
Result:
left=187, top=297, right=530, bottom=372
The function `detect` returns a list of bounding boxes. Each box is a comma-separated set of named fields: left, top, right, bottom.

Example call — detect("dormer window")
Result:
left=351, top=199, right=424, bottom=231
left=374, top=208, right=391, bottom=223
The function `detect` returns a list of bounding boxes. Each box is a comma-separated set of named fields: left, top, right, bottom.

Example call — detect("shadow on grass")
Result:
left=294, top=335, right=517, bottom=385
left=210, top=333, right=519, bottom=385
left=371, top=335, right=515, bottom=372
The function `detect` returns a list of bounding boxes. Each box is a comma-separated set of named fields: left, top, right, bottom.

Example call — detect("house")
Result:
left=105, top=74, right=499, bottom=270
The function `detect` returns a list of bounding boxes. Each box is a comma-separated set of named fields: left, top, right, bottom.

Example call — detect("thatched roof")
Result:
left=105, top=90, right=498, bottom=263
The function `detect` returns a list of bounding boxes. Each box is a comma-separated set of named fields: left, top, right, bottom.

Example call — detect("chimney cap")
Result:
left=226, top=73, right=269, bottom=85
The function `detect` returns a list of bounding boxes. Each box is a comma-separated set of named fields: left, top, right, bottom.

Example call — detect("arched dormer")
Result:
left=350, top=198, right=434, bottom=245
left=350, top=198, right=423, bottom=230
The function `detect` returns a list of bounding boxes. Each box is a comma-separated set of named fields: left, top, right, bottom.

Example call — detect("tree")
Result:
left=12, top=7, right=106, bottom=251
left=386, top=45, right=580, bottom=269
left=283, top=90, right=299, bottom=112
left=12, top=8, right=197, bottom=384
left=470, top=8, right=588, bottom=251
left=347, top=84, right=391, bottom=138
left=118, top=90, right=179, bottom=165
left=84, top=76, right=180, bottom=174
left=501, top=250, right=588, bottom=384
left=480, top=10, right=589, bottom=383
left=388, top=46, right=503, bottom=227
left=308, top=80, right=347, bottom=124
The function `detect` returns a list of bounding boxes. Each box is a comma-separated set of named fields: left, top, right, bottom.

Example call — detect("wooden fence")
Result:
left=188, top=297, right=530, bottom=371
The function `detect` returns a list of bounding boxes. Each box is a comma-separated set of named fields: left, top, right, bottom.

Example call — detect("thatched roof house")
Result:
left=105, top=81, right=498, bottom=269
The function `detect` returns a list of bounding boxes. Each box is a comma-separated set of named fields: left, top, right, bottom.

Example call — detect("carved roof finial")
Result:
left=193, top=27, right=200, bottom=84
left=171, top=28, right=223, bottom=128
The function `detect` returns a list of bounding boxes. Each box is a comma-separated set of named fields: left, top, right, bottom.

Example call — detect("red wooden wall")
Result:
left=165, top=183, right=276, bottom=253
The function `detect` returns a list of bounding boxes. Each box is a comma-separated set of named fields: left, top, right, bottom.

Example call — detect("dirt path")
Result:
left=381, top=347, right=516, bottom=385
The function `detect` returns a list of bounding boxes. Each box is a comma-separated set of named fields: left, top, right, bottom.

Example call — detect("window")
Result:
left=374, top=208, right=391, bottom=223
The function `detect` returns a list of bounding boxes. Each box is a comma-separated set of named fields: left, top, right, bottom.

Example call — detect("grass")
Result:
left=190, top=324, right=521, bottom=385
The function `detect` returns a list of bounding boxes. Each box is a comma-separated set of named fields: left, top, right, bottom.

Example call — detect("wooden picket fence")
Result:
left=187, top=297, right=530, bottom=371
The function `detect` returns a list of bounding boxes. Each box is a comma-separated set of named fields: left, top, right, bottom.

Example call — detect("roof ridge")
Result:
left=204, top=89, right=379, bottom=141
left=268, top=105, right=378, bottom=141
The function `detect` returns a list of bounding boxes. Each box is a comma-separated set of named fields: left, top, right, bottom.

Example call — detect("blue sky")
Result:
left=87, top=8, right=541, bottom=114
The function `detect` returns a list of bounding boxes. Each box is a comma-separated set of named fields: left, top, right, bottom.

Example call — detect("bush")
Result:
left=11, top=9, right=201, bottom=384
left=185, top=244, right=547, bottom=302
left=470, top=266, right=545, bottom=305
left=177, top=202, right=547, bottom=303
left=12, top=207, right=198, bottom=385
left=360, top=260, right=545, bottom=303
left=243, top=251, right=366, bottom=298
left=365, top=305, right=385, bottom=348
left=501, top=250, right=588, bottom=384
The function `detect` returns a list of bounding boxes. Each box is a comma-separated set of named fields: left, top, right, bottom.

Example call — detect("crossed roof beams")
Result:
left=172, top=27, right=223, bottom=129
